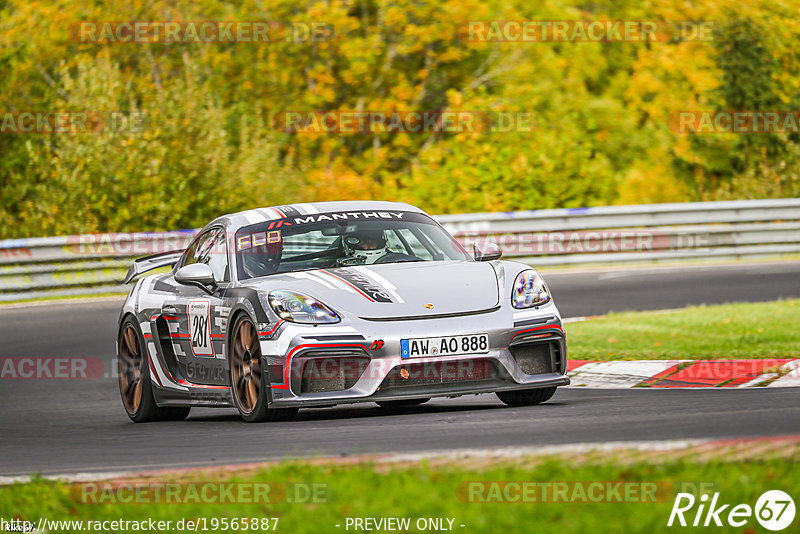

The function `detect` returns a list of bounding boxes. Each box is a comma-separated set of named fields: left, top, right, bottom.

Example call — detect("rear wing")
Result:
left=123, top=250, right=184, bottom=284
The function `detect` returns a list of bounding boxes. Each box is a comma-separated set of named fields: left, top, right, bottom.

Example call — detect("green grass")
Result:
left=566, top=299, right=800, bottom=360
left=1, top=453, right=796, bottom=534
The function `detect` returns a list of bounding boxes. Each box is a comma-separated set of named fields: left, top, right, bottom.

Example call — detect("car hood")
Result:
left=244, top=261, right=500, bottom=319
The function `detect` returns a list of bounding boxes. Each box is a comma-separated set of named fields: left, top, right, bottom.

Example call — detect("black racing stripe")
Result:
left=327, top=268, right=394, bottom=303
left=513, top=315, right=556, bottom=328
left=153, top=280, right=179, bottom=293
left=274, top=205, right=301, bottom=218
left=218, top=288, right=269, bottom=322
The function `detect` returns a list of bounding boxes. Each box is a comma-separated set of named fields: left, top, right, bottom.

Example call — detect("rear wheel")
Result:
left=376, top=398, right=430, bottom=409
left=118, top=317, right=190, bottom=422
left=230, top=314, right=298, bottom=423
left=496, top=387, right=557, bottom=407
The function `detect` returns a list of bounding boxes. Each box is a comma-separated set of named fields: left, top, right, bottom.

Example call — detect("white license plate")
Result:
left=400, top=333, right=489, bottom=359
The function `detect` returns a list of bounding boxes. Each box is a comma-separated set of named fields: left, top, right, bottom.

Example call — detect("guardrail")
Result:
left=1, top=198, right=798, bottom=301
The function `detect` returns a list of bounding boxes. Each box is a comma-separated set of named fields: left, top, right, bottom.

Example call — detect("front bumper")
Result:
left=260, top=304, right=569, bottom=408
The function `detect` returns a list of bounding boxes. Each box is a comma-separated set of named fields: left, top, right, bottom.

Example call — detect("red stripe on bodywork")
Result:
left=175, top=378, right=229, bottom=390
left=160, top=361, right=175, bottom=382
left=258, top=320, right=284, bottom=338
left=271, top=343, right=369, bottom=390
left=147, top=355, right=162, bottom=386
left=151, top=314, right=179, bottom=321
left=511, top=324, right=564, bottom=341
left=145, top=333, right=225, bottom=390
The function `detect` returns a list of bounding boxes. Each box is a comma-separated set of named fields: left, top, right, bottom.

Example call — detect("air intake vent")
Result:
left=293, top=352, right=369, bottom=394
left=509, top=342, right=555, bottom=375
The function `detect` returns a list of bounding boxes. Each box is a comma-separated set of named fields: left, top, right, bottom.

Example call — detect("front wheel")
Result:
left=496, top=387, right=557, bottom=407
left=229, top=314, right=298, bottom=423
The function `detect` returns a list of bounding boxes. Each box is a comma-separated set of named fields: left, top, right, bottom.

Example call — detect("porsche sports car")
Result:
left=117, top=201, right=569, bottom=422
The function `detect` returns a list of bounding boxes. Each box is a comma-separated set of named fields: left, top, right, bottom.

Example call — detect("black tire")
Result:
left=376, top=398, right=430, bottom=409
left=118, top=316, right=191, bottom=422
left=496, top=387, right=557, bottom=407
left=229, top=314, right=298, bottom=423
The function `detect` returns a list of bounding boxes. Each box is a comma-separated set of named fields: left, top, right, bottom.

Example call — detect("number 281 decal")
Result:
left=188, top=300, right=213, bottom=357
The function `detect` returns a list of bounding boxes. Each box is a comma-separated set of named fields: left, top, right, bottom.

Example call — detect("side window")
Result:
left=182, top=232, right=213, bottom=268
left=183, top=229, right=229, bottom=282
left=206, top=230, right=229, bottom=282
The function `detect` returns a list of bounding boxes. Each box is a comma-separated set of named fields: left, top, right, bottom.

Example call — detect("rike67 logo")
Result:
left=668, top=490, right=795, bottom=530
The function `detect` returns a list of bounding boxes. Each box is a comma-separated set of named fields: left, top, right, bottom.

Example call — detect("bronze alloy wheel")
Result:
left=118, top=323, right=144, bottom=415
left=231, top=317, right=262, bottom=414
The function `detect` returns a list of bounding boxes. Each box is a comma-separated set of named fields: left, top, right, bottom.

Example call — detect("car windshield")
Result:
left=234, top=211, right=471, bottom=279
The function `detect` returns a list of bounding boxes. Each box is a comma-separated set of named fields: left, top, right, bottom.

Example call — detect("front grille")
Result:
left=292, top=351, right=369, bottom=394
left=510, top=342, right=555, bottom=375
left=382, top=358, right=497, bottom=389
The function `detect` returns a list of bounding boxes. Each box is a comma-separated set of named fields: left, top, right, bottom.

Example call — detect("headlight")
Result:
left=511, top=270, right=550, bottom=308
left=267, top=290, right=340, bottom=324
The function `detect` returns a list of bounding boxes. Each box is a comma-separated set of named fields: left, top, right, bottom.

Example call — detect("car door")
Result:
left=167, top=227, right=232, bottom=386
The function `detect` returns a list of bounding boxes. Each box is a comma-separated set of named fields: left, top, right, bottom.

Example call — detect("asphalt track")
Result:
left=1, top=261, right=799, bottom=476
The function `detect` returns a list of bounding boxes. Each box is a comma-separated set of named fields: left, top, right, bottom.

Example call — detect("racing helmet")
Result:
left=343, top=228, right=388, bottom=264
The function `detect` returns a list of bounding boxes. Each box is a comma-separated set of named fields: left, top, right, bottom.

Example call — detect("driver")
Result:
left=340, top=228, right=389, bottom=265
left=241, top=238, right=282, bottom=278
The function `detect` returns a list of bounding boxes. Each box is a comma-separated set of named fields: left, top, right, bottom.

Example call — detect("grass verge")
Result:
left=566, top=299, right=800, bottom=360
left=0, top=440, right=796, bottom=534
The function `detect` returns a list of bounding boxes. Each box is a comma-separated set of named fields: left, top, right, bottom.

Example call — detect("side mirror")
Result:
left=473, top=242, right=502, bottom=262
left=175, top=263, right=217, bottom=294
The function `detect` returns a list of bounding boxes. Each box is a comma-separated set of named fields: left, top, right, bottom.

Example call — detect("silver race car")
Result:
left=117, top=201, right=569, bottom=422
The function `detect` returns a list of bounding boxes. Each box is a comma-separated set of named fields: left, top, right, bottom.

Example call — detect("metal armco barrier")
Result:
left=1, top=199, right=798, bottom=301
